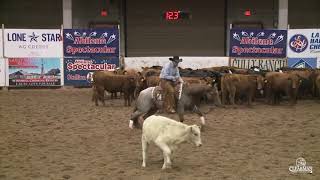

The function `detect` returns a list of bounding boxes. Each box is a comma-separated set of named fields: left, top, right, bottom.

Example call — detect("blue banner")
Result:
left=288, top=58, right=317, bottom=69
left=63, top=28, right=119, bottom=57
left=229, top=29, right=287, bottom=58
left=64, top=57, right=119, bottom=86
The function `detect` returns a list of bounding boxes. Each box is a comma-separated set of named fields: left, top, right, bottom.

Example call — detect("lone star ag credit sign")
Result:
left=4, top=29, right=63, bottom=58
left=229, top=29, right=287, bottom=58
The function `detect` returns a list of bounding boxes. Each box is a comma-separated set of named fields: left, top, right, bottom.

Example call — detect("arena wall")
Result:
left=124, top=57, right=229, bottom=71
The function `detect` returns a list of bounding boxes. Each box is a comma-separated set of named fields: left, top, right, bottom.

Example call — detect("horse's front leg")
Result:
left=192, top=105, right=205, bottom=130
left=177, top=102, right=185, bottom=122
left=129, top=110, right=145, bottom=129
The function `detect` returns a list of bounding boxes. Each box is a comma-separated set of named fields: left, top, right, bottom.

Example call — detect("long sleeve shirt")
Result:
left=159, top=61, right=181, bottom=81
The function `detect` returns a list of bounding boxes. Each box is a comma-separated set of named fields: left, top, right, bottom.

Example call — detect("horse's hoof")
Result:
left=129, top=120, right=134, bottom=129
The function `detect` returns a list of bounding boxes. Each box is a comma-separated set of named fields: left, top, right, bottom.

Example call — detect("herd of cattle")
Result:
left=91, top=65, right=320, bottom=108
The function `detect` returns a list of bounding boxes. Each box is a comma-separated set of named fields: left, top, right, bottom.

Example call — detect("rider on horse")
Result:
left=159, top=56, right=184, bottom=114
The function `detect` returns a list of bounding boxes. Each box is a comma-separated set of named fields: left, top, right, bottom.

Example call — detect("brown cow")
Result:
left=287, top=70, right=314, bottom=98
left=202, top=66, right=235, bottom=74
left=113, top=68, right=141, bottom=99
left=139, top=66, right=162, bottom=79
left=135, top=75, right=160, bottom=97
left=314, top=71, right=320, bottom=99
left=221, top=74, right=264, bottom=106
left=182, top=77, right=215, bottom=85
left=92, top=71, right=136, bottom=106
left=265, top=72, right=301, bottom=105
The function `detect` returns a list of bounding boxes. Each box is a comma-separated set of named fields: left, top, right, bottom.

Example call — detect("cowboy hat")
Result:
left=169, top=56, right=182, bottom=63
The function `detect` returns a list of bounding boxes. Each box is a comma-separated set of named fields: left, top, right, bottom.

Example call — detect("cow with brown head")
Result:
left=265, top=72, right=302, bottom=105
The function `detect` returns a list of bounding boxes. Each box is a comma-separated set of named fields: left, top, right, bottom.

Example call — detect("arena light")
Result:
left=244, top=9, right=251, bottom=16
left=101, top=8, right=108, bottom=17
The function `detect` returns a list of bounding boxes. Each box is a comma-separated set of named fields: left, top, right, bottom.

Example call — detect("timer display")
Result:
left=162, top=11, right=190, bottom=21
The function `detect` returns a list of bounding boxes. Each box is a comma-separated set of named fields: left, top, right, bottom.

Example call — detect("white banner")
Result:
left=230, top=57, right=287, bottom=71
left=4, top=29, right=63, bottom=58
left=287, top=29, right=320, bottom=58
left=0, top=29, right=3, bottom=57
left=0, top=58, right=5, bottom=86
left=124, top=57, right=229, bottom=71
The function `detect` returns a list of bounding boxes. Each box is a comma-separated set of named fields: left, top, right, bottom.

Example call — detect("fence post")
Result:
left=1, top=24, right=8, bottom=91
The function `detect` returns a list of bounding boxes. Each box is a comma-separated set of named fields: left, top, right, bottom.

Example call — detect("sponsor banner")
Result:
left=8, top=58, right=61, bottom=86
left=4, top=29, right=63, bottom=58
left=63, top=28, right=119, bottom=57
left=0, top=59, right=5, bottom=86
left=230, top=57, right=287, bottom=71
left=287, top=29, right=320, bottom=57
left=230, top=29, right=287, bottom=58
left=0, top=30, right=3, bottom=57
left=124, top=57, right=229, bottom=71
left=288, top=58, right=317, bottom=69
left=64, top=57, right=119, bottom=86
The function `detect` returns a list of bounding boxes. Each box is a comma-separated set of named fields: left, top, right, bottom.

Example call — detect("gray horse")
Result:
left=129, top=82, right=221, bottom=129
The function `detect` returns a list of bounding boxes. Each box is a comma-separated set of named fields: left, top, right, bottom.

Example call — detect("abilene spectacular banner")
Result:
left=64, top=57, right=119, bottom=86
left=63, top=28, right=119, bottom=57
left=229, top=29, right=287, bottom=58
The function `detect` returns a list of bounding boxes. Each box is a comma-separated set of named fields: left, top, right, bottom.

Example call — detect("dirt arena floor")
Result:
left=0, top=88, right=319, bottom=180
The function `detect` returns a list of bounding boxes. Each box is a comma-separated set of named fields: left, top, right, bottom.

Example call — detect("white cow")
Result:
left=141, top=115, right=202, bottom=169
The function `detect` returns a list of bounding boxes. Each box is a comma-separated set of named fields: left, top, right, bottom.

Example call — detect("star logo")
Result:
left=110, top=34, right=116, bottom=39
left=233, top=32, right=238, bottom=38
left=28, top=32, right=39, bottom=42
